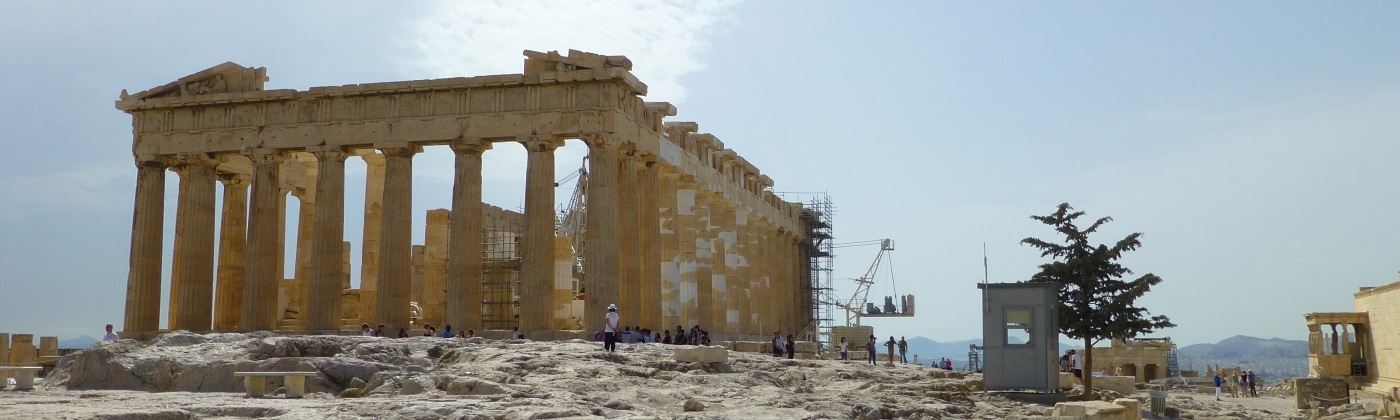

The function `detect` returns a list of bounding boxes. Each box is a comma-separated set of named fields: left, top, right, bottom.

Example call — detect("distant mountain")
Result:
left=59, top=335, right=97, bottom=349
left=1178, top=335, right=1308, bottom=359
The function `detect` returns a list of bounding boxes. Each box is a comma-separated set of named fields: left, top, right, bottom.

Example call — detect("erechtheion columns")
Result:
left=117, top=50, right=810, bottom=340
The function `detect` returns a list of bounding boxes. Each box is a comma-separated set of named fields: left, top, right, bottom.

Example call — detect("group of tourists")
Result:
left=1059, top=349, right=1085, bottom=383
left=358, top=323, right=476, bottom=339
left=599, top=304, right=712, bottom=352
left=771, top=331, right=797, bottom=359
left=1212, top=371, right=1258, bottom=400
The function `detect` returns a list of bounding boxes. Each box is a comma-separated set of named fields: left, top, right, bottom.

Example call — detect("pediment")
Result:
left=122, top=62, right=268, bottom=100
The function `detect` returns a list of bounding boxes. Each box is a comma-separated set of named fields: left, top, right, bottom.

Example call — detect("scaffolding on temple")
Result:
left=480, top=206, right=526, bottom=330
left=784, top=192, right=834, bottom=346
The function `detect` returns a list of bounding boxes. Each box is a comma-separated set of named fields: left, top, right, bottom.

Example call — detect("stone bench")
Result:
left=0, top=366, right=44, bottom=390
left=233, top=371, right=319, bottom=398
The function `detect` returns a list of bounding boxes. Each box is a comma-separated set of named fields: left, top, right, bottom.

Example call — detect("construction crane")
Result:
left=835, top=238, right=915, bottom=327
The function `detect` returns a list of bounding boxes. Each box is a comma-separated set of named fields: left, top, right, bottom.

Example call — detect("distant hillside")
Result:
left=1178, top=335, right=1308, bottom=359
left=59, top=335, right=97, bottom=349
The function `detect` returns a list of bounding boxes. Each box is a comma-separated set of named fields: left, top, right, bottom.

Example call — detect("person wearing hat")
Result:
left=604, top=304, right=621, bottom=352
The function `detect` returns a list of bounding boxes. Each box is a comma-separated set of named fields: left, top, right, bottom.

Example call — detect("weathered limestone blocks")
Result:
left=1093, top=376, right=1137, bottom=395
left=1049, top=401, right=1127, bottom=420
left=673, top=346, right=728, bottom=364
left=1111, top=398, right=1141, bottom=420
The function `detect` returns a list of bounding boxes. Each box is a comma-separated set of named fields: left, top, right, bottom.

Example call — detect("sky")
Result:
left=3, top=1, right=1399, bottom=347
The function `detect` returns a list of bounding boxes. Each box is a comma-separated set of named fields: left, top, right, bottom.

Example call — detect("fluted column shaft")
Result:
left=376, top=146, right=419, bottom=334
left=584, top=134, right=622, bottom=331
left=172, top=155, right=218, bottom=331
left=676, top=177, right=698, bottom=327
left=293, top=159, right=318, bottom=327
left=519, top=137, right=563, bottom=332
left=307, top=148, right=347, bottom=331
left=358, top=152, right=385, bottom=323
left=708, top=193, right=729, bottom=333
left=124, top=158, right=169, bottom=333
left=213, top=174, right=249, bottom=331
left=693, top=190, right=714, bottom=331
left=447, top=140, right=491, bottom=332
left=637, top=159, right=662, bottom=331
left=658, top=169, right=681, bottom=331
left=617, top=151, right=641, bottom=327
left=241, top=151, right=285, bottom=331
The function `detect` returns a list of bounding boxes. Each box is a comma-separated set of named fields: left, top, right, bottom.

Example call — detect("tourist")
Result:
left=662, top=330, right=672, bottom=344
left=866, top=335, right=877, bottom=366
left=1213, top=373, right=1222, bottom=401
left=785, top=334, right=796, bottom=359
left=513, top=326, right=524, bottom=340
left=466, top=329, right=475, bottom=338
left=455, top=330, right=464, bottom=338
left=376, top=324, right=386, bottom=338
left=360, top=323, right=373, bottom=337
left=1069, top=350, right=1082, bottom=384
left=422, top=324, right=434, bottom=337
left=884, top=336, right=896, bottom=364
left=653, top=333, right=662, bottom=343
left=397, top=328, right=408, bottom=338
left=839, top=337, right=849, bottom=361
left=689, top=325, right=701, bottom=344
left=102, top=324, right=120, bottom=342
left=674, top=326, right=688, bottom=345
left=898, top=336, right=908, bottom=364
left=772, top=331, right=784, bottom=357
left=699, top=330, right=711, bottom=346
left=1229, top=373, right=1239, bottom=398
left=1248, top=370, right=1258, bottom=397
left=1059, top=352, right=1071, bottom=372
left=943, top=358, right=952, bottom=370
left=441, top=325, right=454, bottom=338
left=603, top=303, right=620, bottom=352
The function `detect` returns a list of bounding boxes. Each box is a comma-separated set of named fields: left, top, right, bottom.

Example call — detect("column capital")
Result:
left=172, top=153, right=219, bottom=168
left=243, top=149, right=287, bottom=165
left=450, top=138, right=494, bottom=155
left=579, top=132, right=623, bottom=150
left=134, top=155, right=171, bottom=170
left=377, top=144, right=423, bottom=158
left=307, top=146, right=350, bottom=163
left=519, top=135, right=564, bottom=152
left=217, top=172, right=251, bottom=187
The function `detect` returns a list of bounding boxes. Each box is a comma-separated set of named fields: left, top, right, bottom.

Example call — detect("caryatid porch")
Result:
left=117, top=50, right=811, bottom=340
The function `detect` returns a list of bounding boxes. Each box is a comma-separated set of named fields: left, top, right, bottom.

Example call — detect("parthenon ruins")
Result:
left=116, top=50, right=816, bottom=341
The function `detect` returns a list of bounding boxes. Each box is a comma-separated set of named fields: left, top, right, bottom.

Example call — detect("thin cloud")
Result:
left=0, top=163, right=130, bottom=221
left=408, top=0, right=740, bottom=103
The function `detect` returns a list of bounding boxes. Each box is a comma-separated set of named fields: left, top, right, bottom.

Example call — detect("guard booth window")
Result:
left=1006, top=308, right=1031, bottom=346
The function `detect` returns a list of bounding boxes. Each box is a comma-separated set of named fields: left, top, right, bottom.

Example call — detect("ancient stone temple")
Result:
left=116, top=50, right=813, bottom=341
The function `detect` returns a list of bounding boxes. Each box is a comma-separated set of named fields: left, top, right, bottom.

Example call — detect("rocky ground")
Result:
left=0, top=332, right=1384, bottom=419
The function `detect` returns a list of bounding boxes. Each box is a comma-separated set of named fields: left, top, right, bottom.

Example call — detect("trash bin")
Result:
left=1148, top=390, right=1167, bottom=415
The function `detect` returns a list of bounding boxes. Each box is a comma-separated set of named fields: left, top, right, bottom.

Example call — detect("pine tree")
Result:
left=1021, top=203, right=1176, bottom=396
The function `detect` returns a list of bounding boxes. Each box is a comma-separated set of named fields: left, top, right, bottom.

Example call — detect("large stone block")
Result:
left=733, top=341, right=766, bottom=353
left=1293, top=377, right=1349, bottom=409
left=1112, top=398, right=1141, bottom=420
left=1051, top=401, right=1127, bottom=420
left=1094, top=376, right=1137, bottom=395
left=673, top=345, right=728, bottom=364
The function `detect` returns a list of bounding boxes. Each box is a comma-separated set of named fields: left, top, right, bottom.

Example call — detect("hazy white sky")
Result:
left=2, top=1, right=1398, bottom=346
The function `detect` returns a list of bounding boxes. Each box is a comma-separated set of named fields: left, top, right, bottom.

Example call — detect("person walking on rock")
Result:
left=897, top=336, right=908, bottom=364
left=772, top=331, right=784, bottom=357
left=603, top=304, right=621, bottom=352
left=839, top=337, right=849, bottom=361
left=785, top=334, right=796, bottom=359
left=1213, top=373, right=1222, bottom=401
left=885, top=336, right=897, bottom=364
left=866, top=335, right=877, bottom=365
left=1248, top=370, right=1258, bottom=397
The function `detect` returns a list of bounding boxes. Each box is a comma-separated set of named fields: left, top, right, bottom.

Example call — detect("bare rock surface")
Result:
left=2, top=331, right=1368, bottom=419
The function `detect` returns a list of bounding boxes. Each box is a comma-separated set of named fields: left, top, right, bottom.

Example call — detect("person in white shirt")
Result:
left=360, top=323, right=374, bottom=336
left=839, top=337, right=849, bottom=360
left=102, top=324, right=120, bottom=342
left=603, top=304, right=621, bottom=352
left=1069, top=349, right=1083, bottom=384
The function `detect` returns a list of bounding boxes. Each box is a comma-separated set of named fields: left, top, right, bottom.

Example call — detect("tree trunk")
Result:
left=1082, top=337, right=1094, bottom=396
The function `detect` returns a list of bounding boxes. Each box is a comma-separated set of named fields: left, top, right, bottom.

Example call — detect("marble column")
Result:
left=213, top=173, right=249, bottom=331
left=292, top=159, right=318, bottom=327
left=733, top=211, right=752, bottom=336
left=749, top=219, right=771, bottom=336
left=422, top=209, right=449, bottom=325
left=376, top=145, right=419, bottom=334
left=583, top=134, right=622, bottom=331
left=124, top=157, right=169, bottom=333
left=171, top=155, right=218, bottom=331
left=676, top=176, right=698, bottom=328
left=617, top=151, right=641, bottom=327
left=520, top=136, right=563, bottom=332
left=637, top=159, right=662, bottom=331
left=658, top=167, right=681, bottom=331
left=693, top=190, right=714, bottom=331
left=359, top=151, right=385, bottom=323
left=241, top=150, right=285, bottom=331
left=447, top=140, right=490, bottom=332
left=708, top=193, right=730, bottom=334
left=307, top=148, right=347, bottom=331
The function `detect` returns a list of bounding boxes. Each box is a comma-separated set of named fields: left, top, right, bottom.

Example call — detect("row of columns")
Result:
left=123, top=134, right=806, bottom=339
